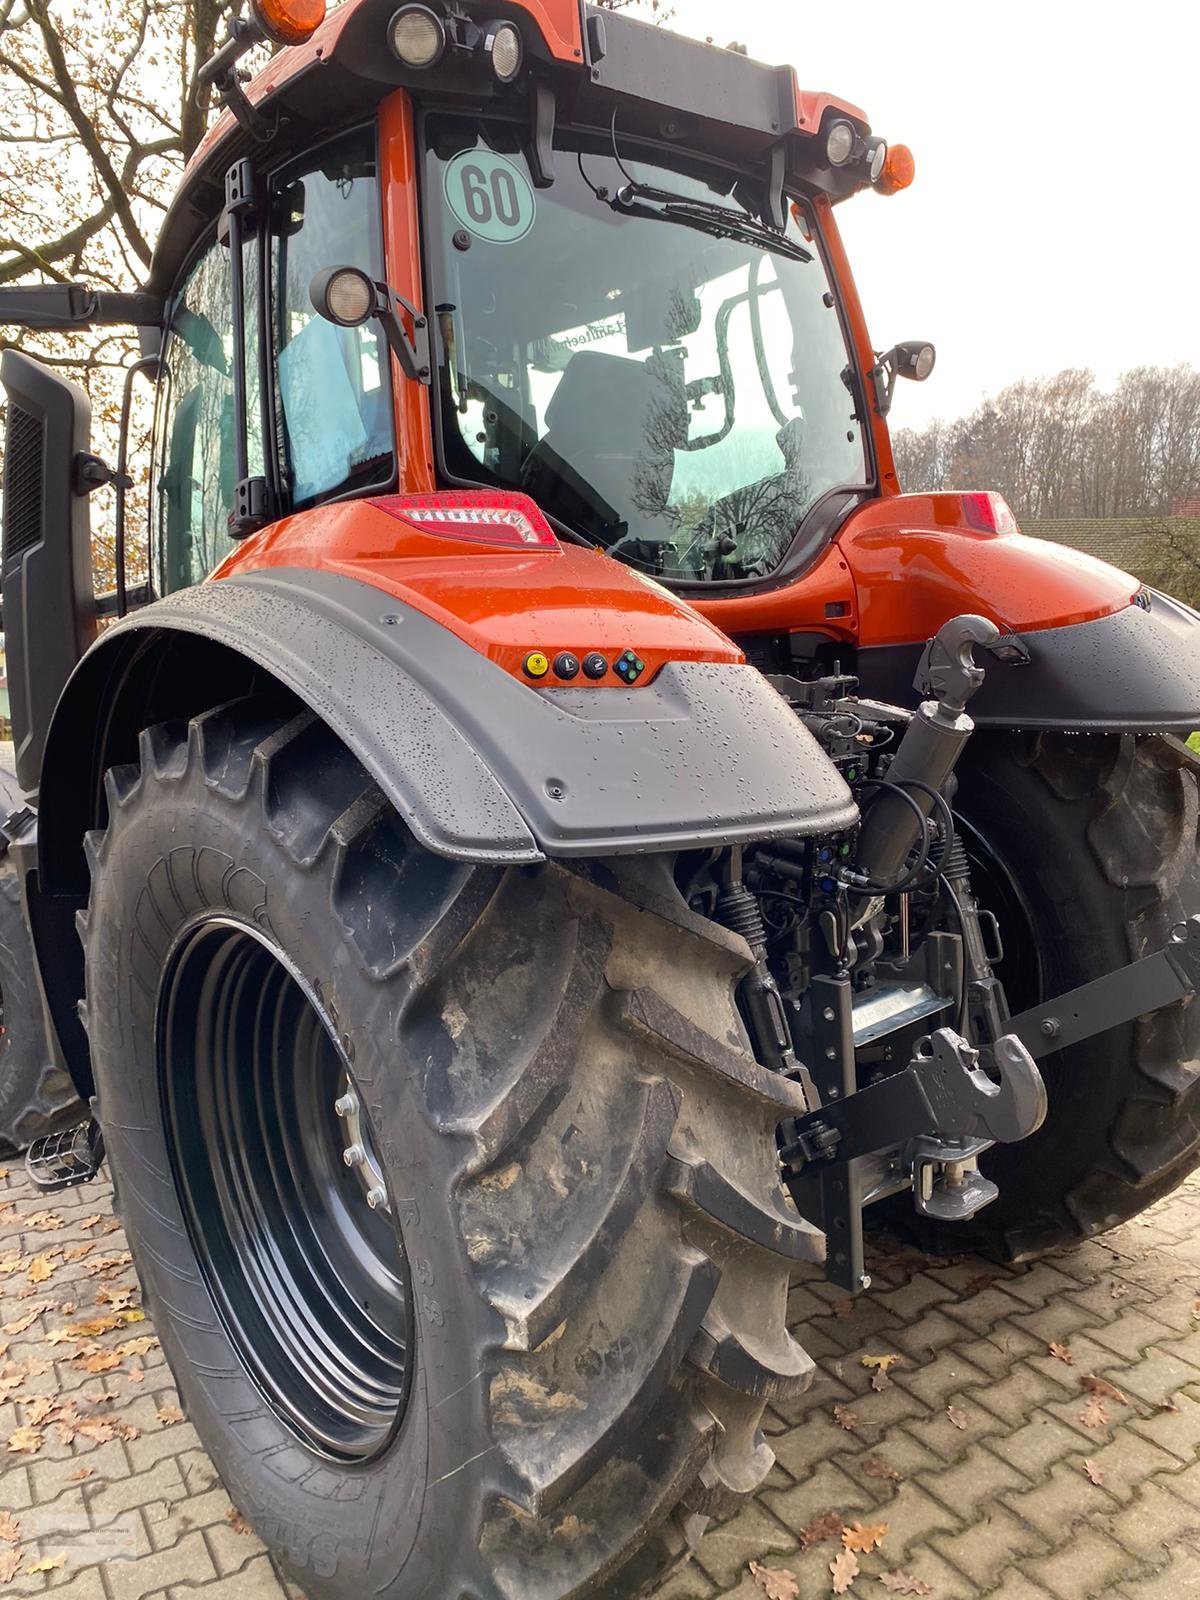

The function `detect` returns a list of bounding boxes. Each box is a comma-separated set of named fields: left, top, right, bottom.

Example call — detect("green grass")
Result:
left=1189, top=733, right=1200, bottom=754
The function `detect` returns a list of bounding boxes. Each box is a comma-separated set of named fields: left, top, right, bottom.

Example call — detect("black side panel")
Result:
left=857, top=595, right=1200, bottom=733
left=1, top=352, right=97, bottom=793
left=39, top=566, right=857, bottom=894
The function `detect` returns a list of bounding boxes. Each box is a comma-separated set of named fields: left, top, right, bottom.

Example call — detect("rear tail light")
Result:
left=960, top=492, right=1019, bottom=536
left=370, top=491, right=559, bottom=549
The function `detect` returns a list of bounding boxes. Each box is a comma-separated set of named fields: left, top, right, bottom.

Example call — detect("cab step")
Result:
left=25, top=1117, right=105, bottom=1192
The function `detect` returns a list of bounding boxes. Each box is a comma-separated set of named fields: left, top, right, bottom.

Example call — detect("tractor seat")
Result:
left=522, top=350, right=688, bottom=543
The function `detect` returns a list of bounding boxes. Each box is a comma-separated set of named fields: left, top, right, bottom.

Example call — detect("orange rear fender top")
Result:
left=836, top=493, right=1139, bottom=646
left=694, top=493, right=1140, bottom=646
left=214, top=494, right=742, bottom=687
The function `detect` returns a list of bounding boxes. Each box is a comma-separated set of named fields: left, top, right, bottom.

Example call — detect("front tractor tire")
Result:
left=944, top=730, right=1200, bottom=1261
left=81, top=699, right=821, bottom=1600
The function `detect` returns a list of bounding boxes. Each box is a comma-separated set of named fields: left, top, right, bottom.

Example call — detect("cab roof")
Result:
left=155, top=0, right=869, bottom=294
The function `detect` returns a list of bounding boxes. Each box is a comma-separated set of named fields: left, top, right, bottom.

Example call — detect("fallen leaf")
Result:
left=22, top=1212, right=63, bottom=1233
left=748, top=1560, right=799, bottom=1600
left=101, top=1219, right=122, bottom=1234
left=861, top=1354, right=903, bottom=1374
left=964, top=1273, right=998, bottom=1294
left=863, top=1456, right=903, bottom=1483
left=830, top=1548, right=860, bottom=1595
left=67, top=1467, right=93, bottom=1482
left=78, top=1352, right=122, bottom=1375
left=0, top=1513, right=17, bottom=1545
left=1, top=1308, right=44, bottom=1337
left=125, top=1369, right=145, bottom=1386
left=1193, top=1297, right=1200, bottom=1319
left=46, top=1316, right=123, bottom=1344
left=113, top=1423, right=140, bottom=1442
left=799, top=1511, right=844, bottom=1549
left=63, top=1245, right=93, bottom=1263
left=57, top=1302, right=77, bottom=1317
left=72, top=1418, right=115, bottom=1444
left=831, top=1298, right=855, bottom=1320
left=1081, top=1374, right=1128, bottom=1406
left=25, top=1556, right=64, bottom=1574
left=1155, top=1398, right=1180, bottom=1415
left=225, top=1508, right=253, bottom=1536
left=96, top=1286, right=138, bottom=1311
left=842, top=1522, right=888, bottom=1554
left=83, top=1253, right=131, bottom=1276
left=78, top=1216, right=103, bottom=1231
left=156, top=1404, right=184, bottom=1427
left=946, top=1405, right=968, bottom=1430
left=0, top=1549, right=21, bottom=1584
left=1048, top=1341, right=1074, bottom=1365
left=116, top=1336, right=158, bottom=1357
left=1110, top=1280, right=1128, bottom=1300
left=878, top=1572, right=933, bottom=1595
left=1083, top=1458, right=1105, bottom=1486
left=0, top=1169, right=8, bottom=1181
left=5, top=1426, right=42, bottom=1455
left=870, top=1368, right=892, bottom=1393
left=24, top=1396, right=55, bottom=1426
left=1079, top=1395, right=1109, bottom=1429
left=0, top=1257, right=21, bottom=1278
left=832, top=1404, right=859, bottom=1432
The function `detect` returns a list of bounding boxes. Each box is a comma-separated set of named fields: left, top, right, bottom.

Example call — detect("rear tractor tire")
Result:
left=81, top=699, right=823, bottom=1600
left=929, top=729, right=1200, bottom=1262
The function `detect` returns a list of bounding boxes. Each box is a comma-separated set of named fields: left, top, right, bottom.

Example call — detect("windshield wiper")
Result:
left=610, top=182, right=812, bottom=264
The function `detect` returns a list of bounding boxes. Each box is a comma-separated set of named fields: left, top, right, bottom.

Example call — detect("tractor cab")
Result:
left=140, top=0, right=919, bottom=598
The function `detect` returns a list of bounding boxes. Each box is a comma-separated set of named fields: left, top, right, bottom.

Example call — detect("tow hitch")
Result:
left=784, top=914, right=1200, bottom=1291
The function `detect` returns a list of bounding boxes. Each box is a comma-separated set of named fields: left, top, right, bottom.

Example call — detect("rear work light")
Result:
left=371, top=491, right=559, bottom=549
left=960, top=492, right=1019, bottom=536
left=389, top=4, right=447, bottom=68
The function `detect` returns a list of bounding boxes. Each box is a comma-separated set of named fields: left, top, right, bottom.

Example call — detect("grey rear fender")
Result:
left=35, top=567, right=857, bottom=1093
left=41, top=567, right=857, bottom=889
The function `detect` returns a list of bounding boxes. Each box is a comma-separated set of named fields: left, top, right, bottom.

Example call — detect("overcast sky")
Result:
left=653, top=0, right=1200, bottom=428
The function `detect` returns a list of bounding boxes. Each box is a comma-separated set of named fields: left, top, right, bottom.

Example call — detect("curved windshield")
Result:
left=424, top=115, right=868, bottom=582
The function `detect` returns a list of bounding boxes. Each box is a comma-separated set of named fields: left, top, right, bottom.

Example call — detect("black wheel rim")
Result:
left=158, top=917, right=414, bottom=1463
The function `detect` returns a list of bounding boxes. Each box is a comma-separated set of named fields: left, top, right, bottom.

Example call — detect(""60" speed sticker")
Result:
left=445, top=149, right=536, bottom=244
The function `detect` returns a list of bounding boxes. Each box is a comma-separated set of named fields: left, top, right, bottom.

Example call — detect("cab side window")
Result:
left=270, top=129, right=392, bottom=507
left=153, top=235, right=263, bottom=594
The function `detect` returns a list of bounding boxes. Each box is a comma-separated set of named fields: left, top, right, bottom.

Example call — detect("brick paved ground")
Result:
left=3, top=1162, right=1200, bottom=1598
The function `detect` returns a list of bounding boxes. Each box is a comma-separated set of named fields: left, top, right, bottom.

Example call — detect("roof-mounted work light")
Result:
left=825, top=120, right=857, bottom=167
left=483, top=20, right=523, bottom=82
left=389, top=4, right=448, bottom=68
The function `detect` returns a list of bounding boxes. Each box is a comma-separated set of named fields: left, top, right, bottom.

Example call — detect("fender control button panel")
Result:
left=523, top=651, right=551, bottom=680
left=615, top=650, right=646, bottom=684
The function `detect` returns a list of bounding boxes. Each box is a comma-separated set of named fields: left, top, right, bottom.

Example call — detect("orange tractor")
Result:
left=2, top=2, right=1199, bottom=1595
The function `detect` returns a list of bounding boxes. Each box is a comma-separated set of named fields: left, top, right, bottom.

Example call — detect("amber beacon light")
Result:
left=251, top=0, right=326, bottom=47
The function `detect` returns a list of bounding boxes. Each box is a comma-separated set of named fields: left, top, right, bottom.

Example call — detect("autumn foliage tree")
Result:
left=0, top=0, right=235, bottom=587
left=892, top=365, right=1200, bottom=521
